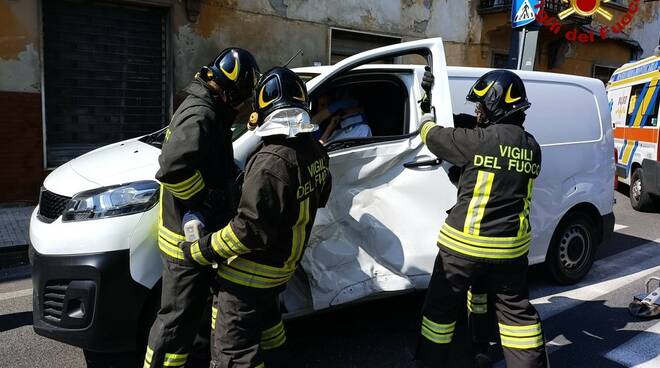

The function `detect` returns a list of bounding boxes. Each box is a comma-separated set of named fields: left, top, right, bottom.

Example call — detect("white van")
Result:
left=30, top=38, right=614, bottom=357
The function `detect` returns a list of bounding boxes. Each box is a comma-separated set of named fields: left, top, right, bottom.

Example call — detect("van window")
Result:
left=627, top=84, right=659, bottom=127
left=448, top=77, right=478, bottom=116
left=449, top=77, right=602, bottom=145
left=311, top=72, right=410, bottom=151
left=524, top=81, right=602, bottom=144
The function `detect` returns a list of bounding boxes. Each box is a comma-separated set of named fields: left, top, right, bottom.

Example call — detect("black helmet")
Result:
left=248, top=67, right=309, bottom=129
left=466, top=70, right=531, bottom=124
left=198, top=48, right=260, bottom=107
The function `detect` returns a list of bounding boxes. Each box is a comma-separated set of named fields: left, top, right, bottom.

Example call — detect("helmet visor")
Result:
left=255, top=108, right=317, bottom=138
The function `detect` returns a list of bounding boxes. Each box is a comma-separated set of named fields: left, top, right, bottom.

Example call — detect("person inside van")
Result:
left=312, top=91, right=372, bottom=144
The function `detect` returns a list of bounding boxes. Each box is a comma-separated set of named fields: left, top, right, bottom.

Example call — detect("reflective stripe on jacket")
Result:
left=196, top=133, right=332, bottom=288
left=421, top=120, right=542, bottom=262
left=156, top=81, right=238, bottom=262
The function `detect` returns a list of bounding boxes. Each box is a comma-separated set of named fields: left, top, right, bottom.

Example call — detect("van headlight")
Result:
left=62, top=181, right=159, bottom=222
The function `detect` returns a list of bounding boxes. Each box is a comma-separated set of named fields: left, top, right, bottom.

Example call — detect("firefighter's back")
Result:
left=447, top=123, right=542, bottom=244
left=216, top=133, right=331, bottom=289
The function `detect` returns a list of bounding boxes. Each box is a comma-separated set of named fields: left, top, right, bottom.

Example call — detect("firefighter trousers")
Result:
left=211, top=283, right=289, bottom=368
left=416, top=249, right=548, bottom=368
left=468, top=281, right=498, bottom=351
left=145, top=257, right=215, bottom=368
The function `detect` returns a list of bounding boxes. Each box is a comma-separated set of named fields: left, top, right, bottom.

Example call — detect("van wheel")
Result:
left=630, top=168, right=654, bottom=211
left=546, top=211, right=597, bottom=285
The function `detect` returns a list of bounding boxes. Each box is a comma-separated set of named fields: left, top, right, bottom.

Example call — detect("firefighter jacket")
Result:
left=156, top=81, right=238, bottom=262
left=188, top=133, right=332, bottom=289
left=420, top=120, right=542, bottom=262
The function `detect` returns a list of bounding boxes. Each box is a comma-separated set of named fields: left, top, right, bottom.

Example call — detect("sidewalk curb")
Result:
left=0, top=244, right=30, bottom=270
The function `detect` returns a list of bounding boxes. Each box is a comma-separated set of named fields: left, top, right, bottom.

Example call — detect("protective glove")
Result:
left=420, top=66, right=434, bottom=113
left=179, top=241, right=197, bottom=266
left=179, top=239, right=216, bottom=267
left=421, top=66, right=434, bottom=92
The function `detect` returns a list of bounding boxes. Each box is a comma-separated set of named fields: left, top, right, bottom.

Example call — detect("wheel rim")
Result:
left=632, top=178, right=642, bottom=202
left=558, top=224, right=592, bottom=273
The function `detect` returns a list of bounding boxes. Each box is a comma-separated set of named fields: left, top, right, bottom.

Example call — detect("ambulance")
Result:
left=608, top=47, right=660, bottom=211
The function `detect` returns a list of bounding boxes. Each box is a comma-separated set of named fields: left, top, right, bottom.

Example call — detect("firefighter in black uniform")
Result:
left=145, top=48, right=260, bottom=368
left=415, top=70, right=547, bottom=368
left=180, top=67, right=332, bottom=368
left=422, top=70, right=496, bottom=367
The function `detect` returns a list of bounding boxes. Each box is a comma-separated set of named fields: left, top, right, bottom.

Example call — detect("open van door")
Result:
left=281, top=38, right=457, bottom=314
left=307, top=38, right=453, bottom=126
left=233, top=38, right=454, bottom=165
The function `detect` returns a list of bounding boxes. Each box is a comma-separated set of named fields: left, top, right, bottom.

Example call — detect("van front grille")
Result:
left=38, top=189, right=70, bottom=223
left=42, top=281, right=69, bottom=326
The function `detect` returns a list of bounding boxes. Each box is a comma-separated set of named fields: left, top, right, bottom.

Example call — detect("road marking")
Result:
left=614, top=224, right=629, bottom=231
left=603, top=321, right=660, bottom=367
left=0, top=288, right=32, bottom=301
left=530, top=239, right=660, bottom=319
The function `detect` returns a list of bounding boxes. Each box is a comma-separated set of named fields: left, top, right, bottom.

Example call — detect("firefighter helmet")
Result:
left=198, top=48, right=260, bottom=107
left=248, top=67, right=315, bottom=137
left=466, top=70, right=531, bottom=124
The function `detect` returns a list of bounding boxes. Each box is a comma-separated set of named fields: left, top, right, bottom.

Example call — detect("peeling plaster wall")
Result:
left=173, top=3, right=326, bottom=92
left=628, top=3, right=660, bottom=58
left=0, top=0, right=40, bottom=93
left=171, top=0, right=478, bottom=91
left=207, top=0, right=473, bottom=41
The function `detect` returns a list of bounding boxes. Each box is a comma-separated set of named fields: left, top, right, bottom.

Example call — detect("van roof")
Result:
left=610, top=55, right=660, bottom=83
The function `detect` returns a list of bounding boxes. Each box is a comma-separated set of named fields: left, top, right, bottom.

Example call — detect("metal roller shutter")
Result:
left=43, top=1, right=168, bottom=167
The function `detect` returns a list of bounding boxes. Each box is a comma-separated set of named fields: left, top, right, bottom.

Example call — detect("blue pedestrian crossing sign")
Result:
left=512, top=0, right=539, bottom=28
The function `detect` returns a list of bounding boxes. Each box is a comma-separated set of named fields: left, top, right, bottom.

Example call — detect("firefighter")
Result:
left=415, top=70, right=547, bottom=368
left=144, top=48, right=260, bottom=368
left=422, top=69, right=497, bottom=367
left=180, top=67, right=332, bottom=368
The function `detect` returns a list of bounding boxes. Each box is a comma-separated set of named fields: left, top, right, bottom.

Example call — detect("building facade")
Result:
left=1, top=0, right=658, bottom=202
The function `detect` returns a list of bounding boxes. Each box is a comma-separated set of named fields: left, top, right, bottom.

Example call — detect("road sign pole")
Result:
left=517, top=28, right=527, bottom=70
left=510, top=0, right=540, bottom=70
left=508, top=28, right=521, bottom=69
left=519, top=26, right=539, bottom=71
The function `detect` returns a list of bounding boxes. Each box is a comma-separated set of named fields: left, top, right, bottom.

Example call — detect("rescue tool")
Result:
left=629, top=276, right=660, bottom=319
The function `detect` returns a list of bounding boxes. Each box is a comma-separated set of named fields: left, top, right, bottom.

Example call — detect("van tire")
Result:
left=630, top=168, right=654, bottom=211
left=546, top=211, right=597, bottom=285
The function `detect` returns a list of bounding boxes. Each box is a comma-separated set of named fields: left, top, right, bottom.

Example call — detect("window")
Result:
left=311, top=72, right=410, bottom=151
left=492, top=53, right=509, bottom=68
left=627, top=84, right=660, bottom=127
left=329, top=28, right=401, bottom=65
left=593, top=65, right=617, bottom=85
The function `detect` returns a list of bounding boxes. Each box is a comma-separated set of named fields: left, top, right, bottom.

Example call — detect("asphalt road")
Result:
left=1, top=190, right=659, bottom=367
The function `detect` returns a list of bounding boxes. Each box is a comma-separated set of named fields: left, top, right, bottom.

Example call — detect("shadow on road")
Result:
left=0, top=311, right=32, bottom=332
left=596, top=229, right=658, bottom=260
left=286, top=291, right=477, bottom=368
left=541, top=296, right=658, bottom=367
